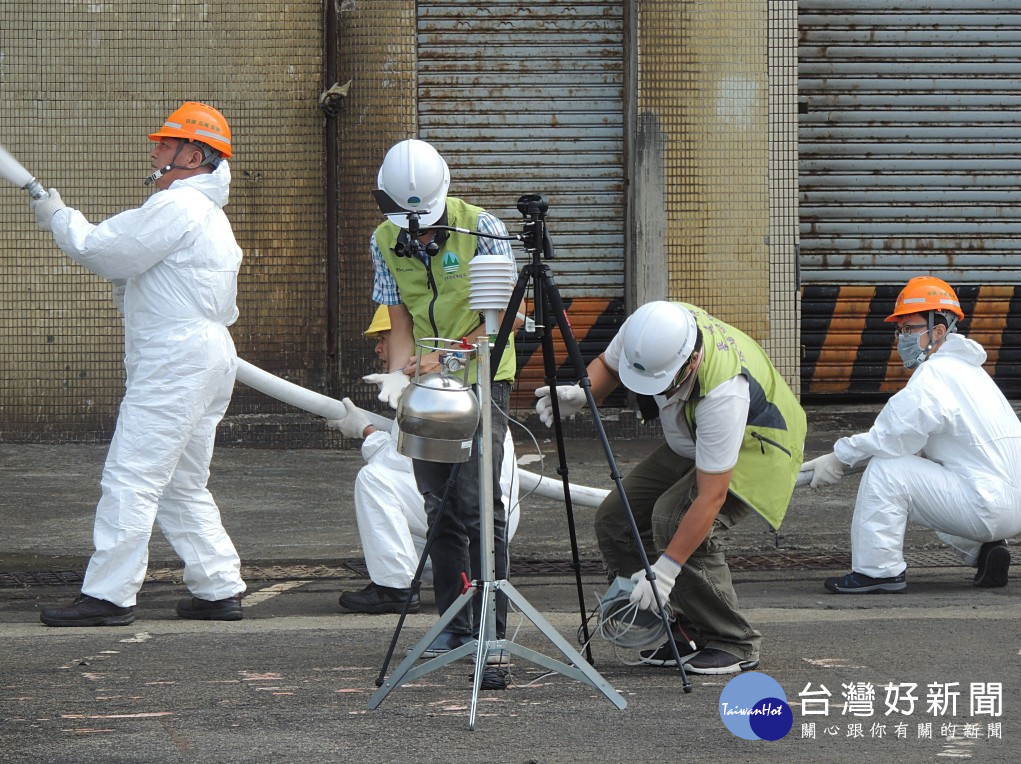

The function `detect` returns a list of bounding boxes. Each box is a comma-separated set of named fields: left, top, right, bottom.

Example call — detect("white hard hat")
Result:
left=377, top=139, right=450, bottom=227
left=618, top=302, right=698, bottom=395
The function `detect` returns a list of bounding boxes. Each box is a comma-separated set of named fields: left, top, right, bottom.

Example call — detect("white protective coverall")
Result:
left=49, top=162, right=245, bottom=607
left=834, top=332, right=1021, bottom=578
left=355, top=422, right=520, bottom=589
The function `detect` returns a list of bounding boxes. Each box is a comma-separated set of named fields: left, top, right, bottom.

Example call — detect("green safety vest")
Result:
left=375, top=197, right=516, bottom=383
left=679, top=302, right=806, bottom=529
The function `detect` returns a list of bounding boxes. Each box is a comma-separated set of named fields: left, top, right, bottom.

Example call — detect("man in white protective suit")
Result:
left=32, top=102, right=248, bottom=626
left=803, top=276, right=1021, bottom=593
left=330, top=305, right=520, bottom=614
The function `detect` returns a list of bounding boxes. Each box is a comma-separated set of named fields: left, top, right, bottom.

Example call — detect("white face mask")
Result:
left=897, top=329, right=930, bottom=369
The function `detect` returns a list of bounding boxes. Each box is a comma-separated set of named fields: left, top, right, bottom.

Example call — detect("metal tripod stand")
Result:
left=369, top=334, right=626, bottom=728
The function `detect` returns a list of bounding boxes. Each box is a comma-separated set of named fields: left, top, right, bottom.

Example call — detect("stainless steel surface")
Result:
left=396, top=372, right=480, bottom=463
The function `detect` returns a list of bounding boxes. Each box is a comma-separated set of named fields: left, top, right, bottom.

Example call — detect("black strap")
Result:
left=636, top=394, right=659, bottom=424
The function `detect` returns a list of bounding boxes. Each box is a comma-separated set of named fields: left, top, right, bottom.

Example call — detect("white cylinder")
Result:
left=468, top=254, right=515, bottom=312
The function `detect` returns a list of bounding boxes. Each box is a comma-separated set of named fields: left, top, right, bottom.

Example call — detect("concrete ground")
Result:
left=1, top=405, right=1019, bottom=763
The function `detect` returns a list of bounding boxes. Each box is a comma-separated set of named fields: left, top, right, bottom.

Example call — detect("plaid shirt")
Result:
left=370, top=209, right=514, bottom=306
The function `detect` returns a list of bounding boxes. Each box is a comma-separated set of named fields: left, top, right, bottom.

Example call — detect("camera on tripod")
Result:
left=516, top=193, right=554, bottom=260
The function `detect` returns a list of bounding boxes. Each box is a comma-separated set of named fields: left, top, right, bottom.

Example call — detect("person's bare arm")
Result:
left=585, top=354, right=621, bottom=405
left=386, top=304, right=415, bottom=373
left=661, top=468, right=732, bottom=565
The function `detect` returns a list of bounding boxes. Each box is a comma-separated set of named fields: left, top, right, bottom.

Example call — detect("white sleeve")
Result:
left=602, top=326, right=625, bottom=373
left=50, top=192, right=195, bottom=281
left=834, top=373, right=943, bottom=466
left=361, top=422, right=414, bottom=472
left=692, top=376, right=750, bottom=473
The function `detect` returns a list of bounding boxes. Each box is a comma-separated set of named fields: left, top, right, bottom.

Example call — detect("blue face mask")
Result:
left=897, top=330, right=929, bottom=369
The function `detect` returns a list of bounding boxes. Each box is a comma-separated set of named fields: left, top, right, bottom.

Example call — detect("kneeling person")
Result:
left=804, top=277, right=1021, bottom=593
left=332, top=306, right=520, bottom=615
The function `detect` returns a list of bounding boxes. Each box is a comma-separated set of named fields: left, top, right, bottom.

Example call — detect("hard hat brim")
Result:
left=619, top=349, right=681, bottom=395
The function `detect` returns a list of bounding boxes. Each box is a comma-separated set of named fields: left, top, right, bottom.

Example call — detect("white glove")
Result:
left=326, top=398, right=373, bottom=439
left=629, top=554, right=683, bottom=612
left=534, top=384, right=586, bottom=428
left=362, top=370, right=411, bottom=409
left=110, top=280, right=126, bottom=314
left=30, top=188, right=66, bottom=232
left=802, top=452, right=847, bottom=489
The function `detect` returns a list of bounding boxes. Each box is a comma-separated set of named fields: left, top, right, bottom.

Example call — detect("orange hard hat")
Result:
left=885, top=276, right=964, bottom=323
left=148, top=101, right=232, bottom=158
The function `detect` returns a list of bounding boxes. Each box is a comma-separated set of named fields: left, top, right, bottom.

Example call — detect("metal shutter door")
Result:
left=799, top=0, right=1021, bottom=283
left=416, top=1, right=625, bottom=298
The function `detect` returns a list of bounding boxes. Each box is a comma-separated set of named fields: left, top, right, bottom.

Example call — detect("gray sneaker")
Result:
left=417, top=630, right=471, bottom=659
left=677, top=649, right=759, bottom=674
left=684, top=648, right=759, bottom=675
left=638, top=639, right=699, bottom=668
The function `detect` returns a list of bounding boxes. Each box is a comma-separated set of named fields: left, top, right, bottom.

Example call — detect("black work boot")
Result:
left=974, top=541, right=1010, bottom=588
left=176, top=594, right=243, bottom=621
left=40, top=594, right=136, bottom=627
left=339, top=582, right=420, bottom=614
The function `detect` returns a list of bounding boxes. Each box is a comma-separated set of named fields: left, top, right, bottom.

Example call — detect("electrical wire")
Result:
left=497, top=405, right=544, bottom=516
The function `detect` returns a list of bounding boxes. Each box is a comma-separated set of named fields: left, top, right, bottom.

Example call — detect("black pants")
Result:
left=413, top=381, right=510, bottom=638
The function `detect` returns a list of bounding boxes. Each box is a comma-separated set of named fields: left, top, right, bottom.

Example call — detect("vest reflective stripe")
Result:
left=376, top=197, right=516, bottom=383
left=680, top=303, right=807, bottom=529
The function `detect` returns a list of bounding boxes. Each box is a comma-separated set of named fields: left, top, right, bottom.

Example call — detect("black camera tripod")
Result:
left=490, top=194, right=692, bottom=691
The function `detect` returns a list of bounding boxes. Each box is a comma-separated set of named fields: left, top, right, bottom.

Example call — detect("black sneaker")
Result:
left=638, top=639, right=698, bottom=668
left=824, top=571, right=906, bottom=594
left=40, top=594, right=136, bottom=627
left=684, top=648, right=759, bottom=675
left=339, top=582, right=420, bottom=614
left=176, top=594, right=243, bottom=621
left=974, top=541, right=1010, bottom=588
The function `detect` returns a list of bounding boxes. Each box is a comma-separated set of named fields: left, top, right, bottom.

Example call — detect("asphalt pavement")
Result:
left=1, top=405, right=1019, bottom=763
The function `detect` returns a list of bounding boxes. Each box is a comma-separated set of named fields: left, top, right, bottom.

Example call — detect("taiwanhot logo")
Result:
left=718, top=671, right=793, bottom=741
left=442, top=252, right=461, bottom=274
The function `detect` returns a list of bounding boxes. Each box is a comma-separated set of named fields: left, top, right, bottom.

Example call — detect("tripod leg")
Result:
left=536, top=300, right=595, bottom=663
left=490, top=258, right=594, bottom=662
left=539, top=267, right=691, bottom=691
left=369, top=586, right=477, bottom=710
left=467, top=579, right=494, bottom=731
left=489, top=262, right=533, bottom=376
left=374, top=461, right=462, bottom=688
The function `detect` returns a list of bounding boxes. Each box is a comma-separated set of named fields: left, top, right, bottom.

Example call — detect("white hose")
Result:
left=236, top=360, right=863, bottom=506
left=518, top=471, right=609, bottom=508
left=235, top=358, right=392, bottom=430
left=235, top=358, right=610, bottom=506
